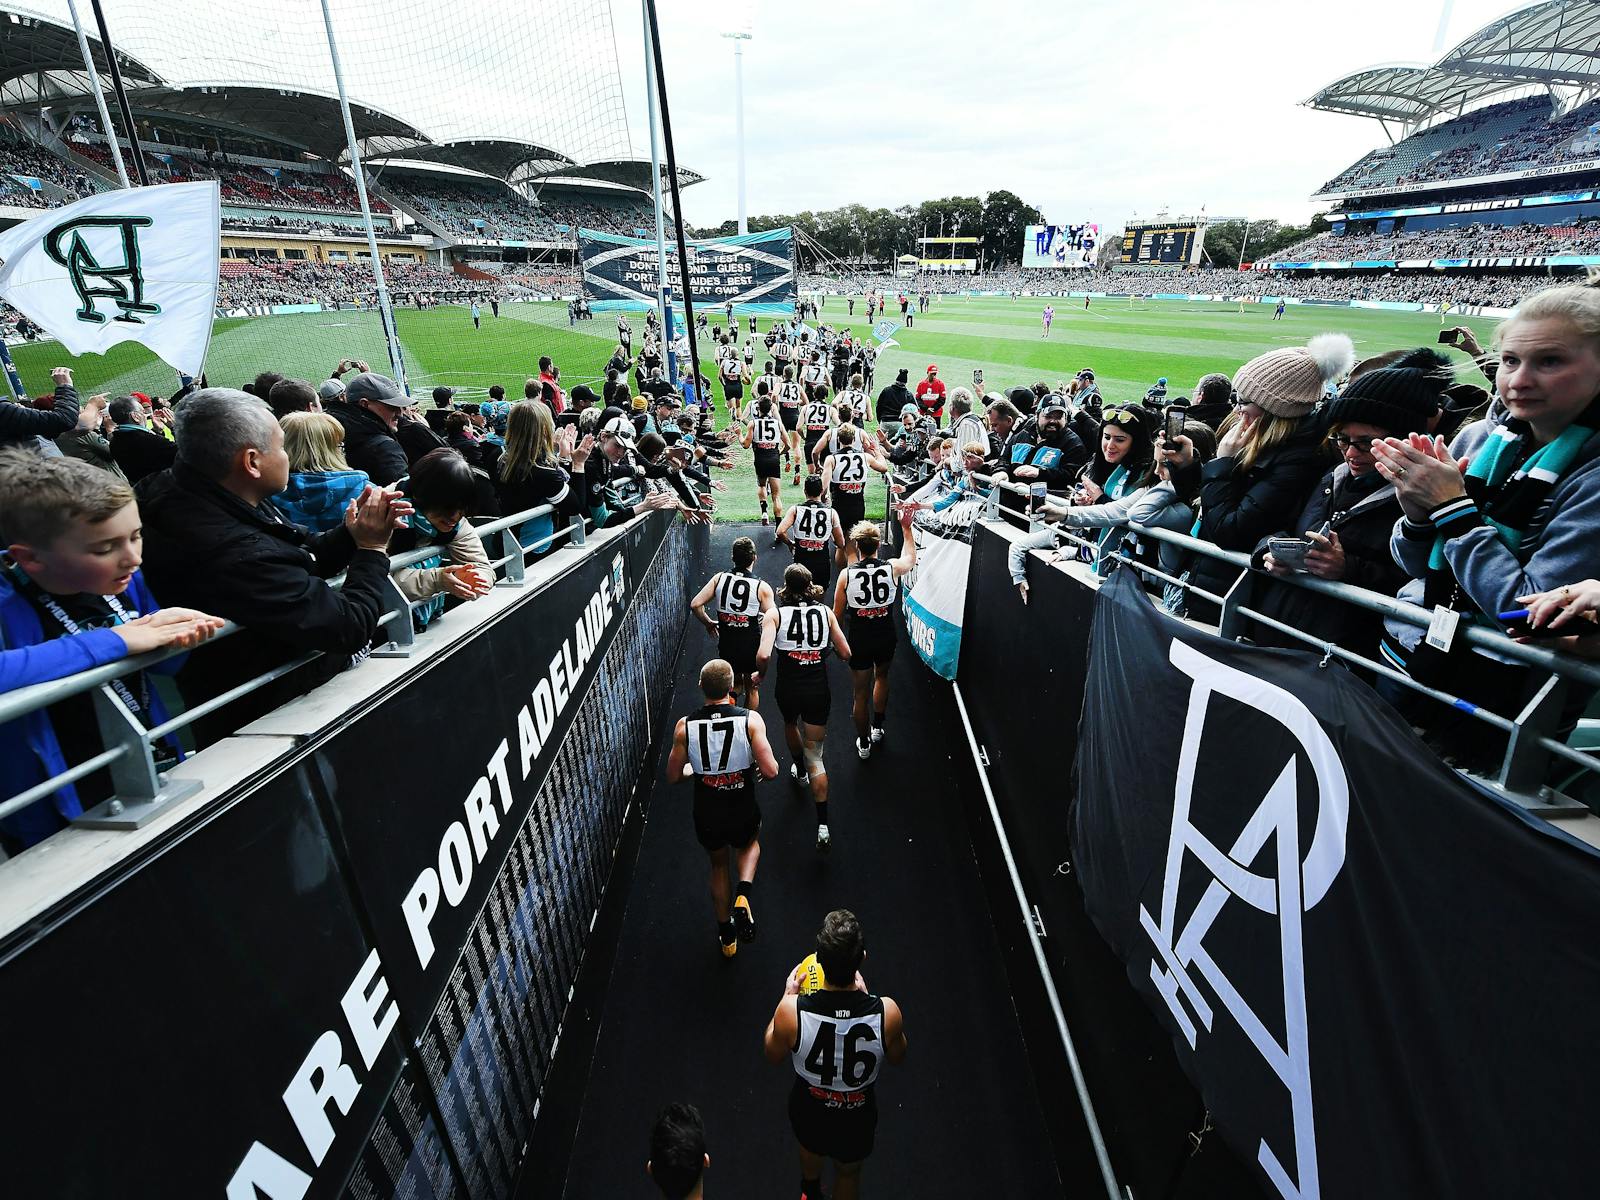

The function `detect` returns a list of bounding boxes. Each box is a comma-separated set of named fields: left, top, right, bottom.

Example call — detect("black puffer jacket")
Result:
left=0, top=385, right=78, bottom=451
left=875, top=380, right=914, bottom=425
left=134, top=463, right=391, bottom=744
left=1248, top=464, right=1406, bottom=653
left=1180, top=424, right=1328, bottom=607
left=327, top=400, right=408, bottom=485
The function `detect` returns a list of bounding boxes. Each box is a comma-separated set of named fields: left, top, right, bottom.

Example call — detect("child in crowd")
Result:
left=0, top=450, right=222, bottom=850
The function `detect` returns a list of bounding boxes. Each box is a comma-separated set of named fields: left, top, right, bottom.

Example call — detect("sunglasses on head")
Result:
left=1101, top=406, right=1141, bottom=426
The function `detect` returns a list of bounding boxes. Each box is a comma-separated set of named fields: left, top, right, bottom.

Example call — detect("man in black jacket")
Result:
left=136, top=389, right=410, bottom=746
left=875, top=368, right=914, bottom=435
left=327, top=371, right=414, bottom=485
left=108, top=394, right=178, bottom=483
left=989, top=395, right=1088, bottom=493
left=0, top=366, right=78, bottom=451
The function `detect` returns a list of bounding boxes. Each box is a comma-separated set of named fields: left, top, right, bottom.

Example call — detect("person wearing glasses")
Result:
left=1249, top=366, right=1444, bottom=655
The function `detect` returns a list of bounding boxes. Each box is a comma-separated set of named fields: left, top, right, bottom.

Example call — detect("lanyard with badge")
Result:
left=8, top=564, right=175, bottom=764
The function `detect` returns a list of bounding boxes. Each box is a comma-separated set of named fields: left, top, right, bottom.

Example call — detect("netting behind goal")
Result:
left=6, top=0, right=651, bottom=404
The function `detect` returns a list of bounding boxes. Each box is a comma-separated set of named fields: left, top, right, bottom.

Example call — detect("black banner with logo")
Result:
left=0, top=515, right=704, bottom=1200
left=1074, top=568, right=1600, bottom=1199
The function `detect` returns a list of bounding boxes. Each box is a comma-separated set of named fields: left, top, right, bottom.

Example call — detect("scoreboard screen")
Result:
left=1121, top=223, right=1202, bottom=265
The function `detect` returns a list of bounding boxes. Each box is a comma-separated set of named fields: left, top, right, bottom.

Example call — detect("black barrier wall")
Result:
left=0, top=514, right=707, bottom=1199
left=958, top=522, right=1261, bottom=1199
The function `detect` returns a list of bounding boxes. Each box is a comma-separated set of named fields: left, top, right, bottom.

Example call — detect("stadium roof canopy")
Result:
left=366, top=137, right=579, bottom=182
left=527, top=157, right=704, bottom=193
left=0, top=8, right=160, bottom=86
left=1305, top=1, right=1600, bottom=130
left=114, top=83, right=424, bottom=161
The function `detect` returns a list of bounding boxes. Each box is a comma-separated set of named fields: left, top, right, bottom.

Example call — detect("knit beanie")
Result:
left=1232, top=334, right=1356, bottom=419
left=1322, top=367, right=1443, bottom=437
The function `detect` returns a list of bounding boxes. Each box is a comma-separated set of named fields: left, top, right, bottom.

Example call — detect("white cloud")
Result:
left=615, top=0, right=1522, bottom=227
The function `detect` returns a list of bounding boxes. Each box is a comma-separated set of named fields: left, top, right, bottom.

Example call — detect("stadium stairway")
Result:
left=517, top=523, right=1067, bottom=1198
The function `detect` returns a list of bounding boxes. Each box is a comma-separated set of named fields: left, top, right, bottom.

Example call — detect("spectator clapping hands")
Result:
left=344, top=484, right=414, bottom=551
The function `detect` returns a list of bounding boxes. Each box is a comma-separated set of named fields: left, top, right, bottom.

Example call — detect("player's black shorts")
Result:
left=775, top=673, right=830, bottom=727
left=722, top=377, right=744, bottom=400
left=693, top=799, right=760, bottom=852
left=719, top=625, right=760, bottom=675
left=789, top=1082, right=878, bottom=1163
left=804, top=431, right=827, bottom=462
left=847, top=618, right=896, bottom=670
left=753, top=451, right=783, bottom=482
left=780, top=408, right=800, bottom=432
left=832, top=495, right=865, bottom=535
left=795, top=549, right=831, bottom=592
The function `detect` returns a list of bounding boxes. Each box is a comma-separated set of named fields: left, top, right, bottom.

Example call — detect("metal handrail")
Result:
left=971, top=470, right=1600, bottom=689
left=0, top=499, right=586, bottom=831
left=978, top=470, right=1600, bottom=813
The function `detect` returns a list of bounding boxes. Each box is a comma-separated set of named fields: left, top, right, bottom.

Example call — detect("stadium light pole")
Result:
left=642, top=0, right=672, bottom=375
left=318, top=0, right=408, bottom=393
left=722, top=7, right=754, bottom=236
left=65, top=0, right=128, bottom=188
left=86, top=0, right=147, bottom=187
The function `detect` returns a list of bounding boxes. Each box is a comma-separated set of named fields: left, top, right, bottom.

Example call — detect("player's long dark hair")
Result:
left=780, top=563, right=824, bottom=604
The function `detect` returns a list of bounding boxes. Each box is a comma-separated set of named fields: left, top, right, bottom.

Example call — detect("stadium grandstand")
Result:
left=1261, top=0, right=1600, bottom=306
left=0, top=3, right=692, bottom=319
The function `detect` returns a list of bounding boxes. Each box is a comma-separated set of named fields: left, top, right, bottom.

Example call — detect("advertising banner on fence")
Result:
left=580, top=226, right=796, bottom=313
left=1073, top=569, right=1600, bottom=1200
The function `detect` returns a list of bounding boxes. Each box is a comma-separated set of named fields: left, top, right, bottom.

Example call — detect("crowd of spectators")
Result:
left=860, top=284, right=1600, bottom=779
left=0, top=336, right=739, bottom=852
left=213, top=259, right=486, bottom=308
left=801, top=266, right=1568, bottom=307
left=385, top=178, right=652, bottom=243
left=0, top=131, right=99, bottom=207
left=1264, top=220, right=1600, bottom=264
left=1319, top=96, right=1600, bottom=195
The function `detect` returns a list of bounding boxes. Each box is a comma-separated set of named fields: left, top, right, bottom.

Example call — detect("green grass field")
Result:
left=10, top=296, right=1500, bottom=522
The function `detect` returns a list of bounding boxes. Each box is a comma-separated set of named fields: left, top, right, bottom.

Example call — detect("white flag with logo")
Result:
left=0, top=181, right=219, bottom=377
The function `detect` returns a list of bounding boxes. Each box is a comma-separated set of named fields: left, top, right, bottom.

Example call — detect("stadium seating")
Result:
left=1319, top=95, right=1600, bottom=194
left=385, top=177, right=652, bottom=243
left=1264, top=219, right=1600, bottom=264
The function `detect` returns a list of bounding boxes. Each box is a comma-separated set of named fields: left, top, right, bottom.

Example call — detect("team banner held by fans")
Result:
left=900, top=498, right=981, bottom=679
left=1073, top=569, right=1600, bottom=1200
left=579, top=225, right=796, bottom=314
left=0, top=180, right=220, bottom=377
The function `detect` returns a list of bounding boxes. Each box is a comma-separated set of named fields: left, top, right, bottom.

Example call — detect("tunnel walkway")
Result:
left=552, top=523, right=1064, bottom=1197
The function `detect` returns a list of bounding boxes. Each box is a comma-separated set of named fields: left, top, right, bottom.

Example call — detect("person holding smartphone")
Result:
left=1249, top=364, right=1444, bottom=655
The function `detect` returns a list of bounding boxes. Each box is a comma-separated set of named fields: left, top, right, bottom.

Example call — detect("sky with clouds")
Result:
left=614, top=0, right=1529, bottom=230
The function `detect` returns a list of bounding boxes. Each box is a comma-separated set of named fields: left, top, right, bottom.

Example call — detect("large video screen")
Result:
left=1022, top=223, right=1099, bottom=269
left=1121, top=222, right=1202, bottom=265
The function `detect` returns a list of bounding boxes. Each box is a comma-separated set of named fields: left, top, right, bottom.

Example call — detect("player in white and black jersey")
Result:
left=742, top=336, right=757, bottom=372
left=819, top=424, right=891, bottom=568
left=715, top=335, right=746, bottom=422
left=690, top=536, right=776, bottom=707
left=837, top=373, right=869, bottom=427
left=775, top=475, right=845, bottom=592
left=764, top=909, right=907, bottom=1200
left=776, top=366, right=806, bottom=479
left=800, top=385, right=835, bottom=476
left=801, top=350, right=827, bottom=400
left=755, top=565, right=851, bottom=853
left=741, top=388, right=787, bottom=525
left=834, top=514, right=916, bottom=760
left=772, top=330, right=794, bottom=379
left=667, top=659, right=779, bottom=957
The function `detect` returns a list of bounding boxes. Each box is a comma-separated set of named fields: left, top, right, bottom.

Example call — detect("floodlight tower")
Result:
left=722, top=5, right=754, bottom=235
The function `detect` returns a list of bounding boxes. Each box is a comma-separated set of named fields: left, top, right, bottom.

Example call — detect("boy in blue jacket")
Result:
left=0, top=450, right=222, bottom=851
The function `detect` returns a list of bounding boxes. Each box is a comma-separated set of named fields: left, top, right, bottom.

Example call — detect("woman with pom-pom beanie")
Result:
left=1168, top=333, right=1356, bottom=617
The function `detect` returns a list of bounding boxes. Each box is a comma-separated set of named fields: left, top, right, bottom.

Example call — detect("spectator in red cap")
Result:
left=914, top=364, right=946, bottom=428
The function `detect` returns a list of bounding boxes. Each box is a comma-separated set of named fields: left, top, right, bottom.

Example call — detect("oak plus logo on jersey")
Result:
left=42, top=214, right=159, bottom=325
left=1139, top=640, right=1349, bottom=1200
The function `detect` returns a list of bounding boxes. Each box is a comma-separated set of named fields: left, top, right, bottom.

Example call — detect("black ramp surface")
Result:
left=559, top=523, right=1063, bottom=1197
